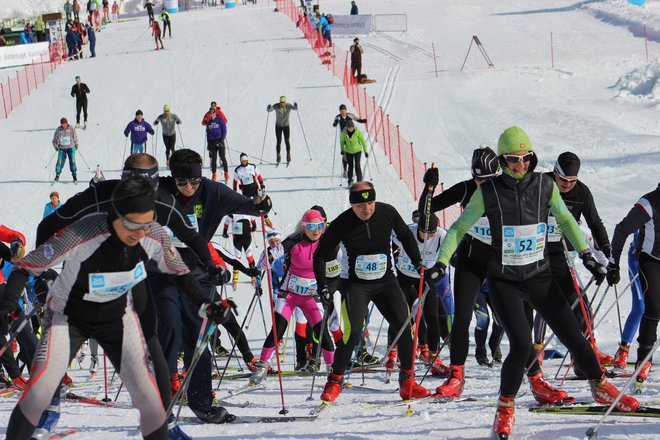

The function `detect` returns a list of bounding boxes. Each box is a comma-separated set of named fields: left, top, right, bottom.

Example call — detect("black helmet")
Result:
left=554, top=152, right=580, bottom=178
left=471, top=145, right=499, bottom=179
left=417, top=214, right=439, bottom=234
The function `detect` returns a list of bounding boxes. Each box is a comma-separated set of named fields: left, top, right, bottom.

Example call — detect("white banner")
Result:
left=332, top=15, right=372, bottom=35
left=0, top=42, right=50, bottom=69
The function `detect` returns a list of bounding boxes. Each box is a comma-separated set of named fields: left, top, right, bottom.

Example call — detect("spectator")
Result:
left=0, top=34, right=6, bottom=47
left=73, top=0, right=81, bottom=22
left=86, top=24, right=96, bottom=57
left=35, top=16, right=46, bottom=42
left=145, top=0, right=155, bottom=26
left=318, top=13, right=331, bottom=46
left=160, top=7, right=171, bottom=38
left=64, top=0, right=73, bottom=22
left=65, top=26, right=79, bottom=59
left=43, top=192, right=62, bottom=218
left=350, top=0, right=358, bottom=15
left=102, top=0, right=110, bottom=23
left=350, top=37, right=363, bottom=79
left=111, top=0, right=119, bottom=21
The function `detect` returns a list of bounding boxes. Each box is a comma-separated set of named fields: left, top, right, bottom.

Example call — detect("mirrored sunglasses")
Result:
left=303, top=222, right=325, bottom=231
left=503, top=152, right=534, bottom=164
left=175, top=177, right=202, bottom=187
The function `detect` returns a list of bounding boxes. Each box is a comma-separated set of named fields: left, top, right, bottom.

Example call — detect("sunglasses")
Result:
left=556, top=174, right=578, bottom=183
left=303, top=222, right=325, bottom=231
left=175, top=177, right=202, bottom=187
left=117, top=212, right=156, bottom=231
left=503, top=152, right=534, bottom=164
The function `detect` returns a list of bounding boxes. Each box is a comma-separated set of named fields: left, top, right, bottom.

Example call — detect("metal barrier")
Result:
left=372, top=14, right=407, bottom=33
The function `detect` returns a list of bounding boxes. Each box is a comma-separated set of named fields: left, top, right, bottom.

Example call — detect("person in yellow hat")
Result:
left=267, top=96, right=298, bottom=165
left=153, top=105, right=182, bottom=165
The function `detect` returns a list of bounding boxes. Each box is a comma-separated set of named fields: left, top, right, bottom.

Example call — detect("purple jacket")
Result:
left=124, top=119, right=155, bottom=145
left=205, top=115, right=227, bottom=141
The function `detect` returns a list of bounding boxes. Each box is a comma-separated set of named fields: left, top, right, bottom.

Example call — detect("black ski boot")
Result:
left=476, top=348, right=492, bottom=367
left=192, top=406, right=236, bottom=424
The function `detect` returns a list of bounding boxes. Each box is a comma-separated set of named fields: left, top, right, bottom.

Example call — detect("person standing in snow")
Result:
left=152, top=19, right=164, bottom=50
left=204, top=108, right=228, bottom=182
left=64, top=0, right=74, bottom=22
left=350, top=38, right=363, bottom=79
left=333, top=104, right=366, bottom=178
left=153, top=105, right=182, bottom=165
left=85, top=24, right=96, bottom=57
left=160, top=7, right=171, bottom=38
left=52, top=117, right=78, bottom=183
left=123, top=110, right=155, bottom=155
left=340, top=119, right=368, bottom=185
left=70, top=76, right=89, bottom=129
left=73, top=0, right=81, bottom=22
left=350, top=0, right=358, bottom=15
left=43, top=192, right=62, bottom=218
left=201, top=101, right=228, bottom=125
left=111, top=0, right=119, bottom=21
left=145, top=0, right=155, bottom=25
left=267, top=96, right=297, bottom=165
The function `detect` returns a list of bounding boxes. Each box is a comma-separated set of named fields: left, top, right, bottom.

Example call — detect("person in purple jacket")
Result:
left=123, top=109, right=155, bottom=154
left=205, top=108, right=228, bottom=182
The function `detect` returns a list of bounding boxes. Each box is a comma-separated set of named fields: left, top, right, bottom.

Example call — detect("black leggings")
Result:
left=474, top=289, right=504, bottom=355
left=386, top=273, right=440, bottom=351
left=214, top=312, right=253, bottom=362
left=333, top=278, right=412, bottom=376
left=636, top=253, right=660, bottom=362
left=345, top=152, right=362, bottom=182
left=163, top=134, right=176, bottom=161
left=275, top=126, right=291, bottom=154
left=208, top=139, right=227, bottom=174
left=263, top=307, right=334, bottom=355
left=162, top=21, right=171, bottom=37
left=75, top=100, right=88, bottom=124
left=488, top=269, right=602, bottom=397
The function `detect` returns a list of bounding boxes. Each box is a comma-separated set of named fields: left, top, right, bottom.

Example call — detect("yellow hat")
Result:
left=280, top=96, right=286, bottom=103
left=163, top=104, right=171, bottom=112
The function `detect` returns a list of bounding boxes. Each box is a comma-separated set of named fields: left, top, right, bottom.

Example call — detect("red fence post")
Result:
left=396, top=125, right=402, bottom=179
left=41, top=54, right=45, bottom=81
left=16, top=72, right=22, bottom=104
left=25, top=66, right=30, bottom=96
left=8, top=77, right=13, bottom=111
left=1, top=83, right=7, bottom=118
left=372, top=96, right=378, bottom=142
left=380, top=108, right=387, bottom=159
left=410, top=142, right=417, bottom=200
left=32, top=61, right=38, bottom=90
left=362, top=88, right=367, bottom=120
left=386, top=114, right=392, bottom=163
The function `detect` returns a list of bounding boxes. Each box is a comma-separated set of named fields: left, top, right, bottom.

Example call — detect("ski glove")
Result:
left=606, top=262, right=620, bottom=286
left=200, top=299, right=237, bottom=325
left=317, top=285, right=332, bottom=306
left=0, top=305, right=18, bottom=335
left=206, top=262, right=231, bottom=286
left=251, top=223, right=257, bottom=232
left=10, top=239, right=24, bottom=263
left=364, top=152, right=369, bottom=158
left=294, top=102, right=298, bottom=109
left=222, top=230, right=229, bottom=239
left=253, top=193, right=272, bottom=213
left=423, top=262, right=446, bottom=285
left=580, top=251, right=606, bottom=285
left=423, top=167, right=439, bottom=188
left=267, top=105, right=272, bottom=111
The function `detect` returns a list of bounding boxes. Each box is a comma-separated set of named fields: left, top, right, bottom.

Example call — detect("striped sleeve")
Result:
left=141, top=225, right=191, bottom=275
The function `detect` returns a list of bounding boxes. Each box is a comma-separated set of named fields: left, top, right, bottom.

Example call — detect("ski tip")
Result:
left=405, top=407, right=414, bottom=416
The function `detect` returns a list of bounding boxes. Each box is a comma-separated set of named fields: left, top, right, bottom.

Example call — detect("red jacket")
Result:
left=202, top=107, right=228, bottom=125
left=0, top=225, right=26, bottom=284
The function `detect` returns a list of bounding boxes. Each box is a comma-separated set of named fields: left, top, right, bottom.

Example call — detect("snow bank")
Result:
left=614, top=60, right=660, bottom=98
left=0, top=0, right=63, bottom=20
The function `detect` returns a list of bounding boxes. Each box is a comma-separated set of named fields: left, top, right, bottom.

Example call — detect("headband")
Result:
left=349, top=188, right=376, bottom=204
left=112, top=195, right=156, bottom=216
left=170, top=163, right=202, bottom=178
left=122, top=165, right=159, bottom=186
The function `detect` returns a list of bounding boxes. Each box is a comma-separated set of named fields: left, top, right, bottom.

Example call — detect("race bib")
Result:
left=60, top=135, right=72, bottom=146
left=165, top=214, right=199, bottom=248
left=467, top=217, right=492, bottom=245
left=396, top=254, right=418, bottom=278
left=546, top=217, right=562, bottom=243
left=84, top=261, right=147, bottom=303
left=287, top=275, right=317, bottom=295
left=231, top=221, right=245, bottom=235
left=325, top=260, right=341, bottom=278
left=355, top=254, right=387, bottom=280
left=502, top=223, right=546, bottom=266
left=240, top=174, right=254, bottom=185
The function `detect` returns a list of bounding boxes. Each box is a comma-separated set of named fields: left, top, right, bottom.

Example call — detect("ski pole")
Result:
left=296, top=111, right=313, bottom=161
left=418, top=335, right=450, bottom=386
left=177, top=124, right=185, bottom=148
left=122, top=136, right=128, bottom=165
left=306, top=302, right=331, bottom=401
left=102, top=353, right=110, bottom=402
left=225, top=138, right=233, bottom=167
left=113, top=382, right=123, bottom=402
left=614, top=284, right=624, bottom=339
left=0, top=308, right=38, bottom=358
left=260, top=111, right=270, bottom=164
left=75, top=148, right=92, bottom=170
left=585, top=335, right=660, bottom=439
left=370, top=316, right=385, bottom=358
left=216, top=287, right=260, bottom=390
left=255, top=285, right=270, bottom=336
left=154, top=125, right=159, bottom=157
left=44, top=150, right=58, bottom=169
left=259, top=210, right=288, bottom=415
left=331, top=126, right=338, bottom=186
left=345, top=303, right=374, bottom=384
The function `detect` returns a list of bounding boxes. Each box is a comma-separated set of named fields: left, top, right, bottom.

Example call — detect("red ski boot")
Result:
left=590, top=374, right=639, bottom=412
left=434, top=364, right=464, bottom=398
left=320, top=373, right=343, bottom=403
left=385, top=347, right=398, bottom=371
left=170, top=372, right=182, bottom=396
left=429, top=352, right=450, bottom=377
left=492, top=396, right=515, bottom=439
left=611, top=343, right=630, bottom=369
left=636, top=360, right=652, bottom=383
left=419, top=344, right=430, bottom=363
left=398, top=369, right=431, bottom=400
left=533, top=342, right=545, bottom=366
left=528, top=370, right=573, bottom=404
left=597, top=349, right=614, bottom=366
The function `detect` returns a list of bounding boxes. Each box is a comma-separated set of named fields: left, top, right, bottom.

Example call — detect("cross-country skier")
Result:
left=607, top=182, right=660, bottom=386
left=160, top=7, right=171, bottom=37
left=221, top=214, right=257, bottom=289
left=152, top=19, right=164, bottom=50
left=124, top=110, right=155, bottom=154
left=0, top=176, right=237, bottom=440
left=332, top=104, right=366, bottom=178
left=201, top=101, right=228, bottom=125
left=52, top=117, right=78, bottom=183
left=340, top=119, right=368, bottom=185
left=267, top=96, right=297, bottom=165
left=205, top=108, right=228, bottom=182
left=153, top=104, right=182, bottom=165
left=145, top=0, right=155, bottom=25
left=314, top=182, right=431, bottom=402
left=70, top=76, right=89, bottom=128
left=431, top=126, right=638, bottom=438
left=233, top=153, right=274, bottom=228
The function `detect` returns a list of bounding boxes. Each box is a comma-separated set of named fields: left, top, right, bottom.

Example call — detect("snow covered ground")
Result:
left=0, top=0, right=660, bottom=438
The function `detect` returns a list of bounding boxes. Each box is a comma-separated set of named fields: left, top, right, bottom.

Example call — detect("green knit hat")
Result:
left=497, top=126, right=533, bottom=156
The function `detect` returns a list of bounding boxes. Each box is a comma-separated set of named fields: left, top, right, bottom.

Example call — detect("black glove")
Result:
left=200, top=299, right=237, bottom=325
left=247, top=266, right=260, bottom=278
left=222, top=230, right=229, bottom=239
left=318, top=286, right=332, bottom=306
left=606, top=262, right=620, bottom=286
left=364, top=152, right=369, bottom=158
left=423, top=167, right=439, bottom=188
left=206, top=263, right=231, bottom=286
left=251, top=223, right=257, bottom=232
left=267, top=104, right=272, bottom=111
left=581, top=252, right=606, bottom=285
left=294, top=102, right=298, bottom=109
left=0, top=306, right=18, bottom=335
left=601, top=244, right=612, bottom=260
left=423, top=262, right=446, bottom=285
left=254, top=193, right=272, bottom=213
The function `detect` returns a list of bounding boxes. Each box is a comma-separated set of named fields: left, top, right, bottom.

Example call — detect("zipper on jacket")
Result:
left=364, top=221, right=371, bottom=240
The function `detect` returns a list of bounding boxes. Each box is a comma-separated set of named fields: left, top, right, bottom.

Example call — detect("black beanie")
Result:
left=417, top=214, right=438, bottom=234
left=554, top=152, right=581, bottom=177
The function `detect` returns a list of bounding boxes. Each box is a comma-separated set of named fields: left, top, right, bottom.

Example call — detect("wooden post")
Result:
left=432, top=42, right=438, bottom=78
left=396, top=125, right=402, bottom=179
left=410, top=142, right=417, bottom=199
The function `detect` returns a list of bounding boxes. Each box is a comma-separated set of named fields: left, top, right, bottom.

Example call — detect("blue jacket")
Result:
left=66, top=29, right=78, bottom=47
left=205, top=116, right=226, bottom=141
left=87, top=26, right=96, bottom=43
left=124, top=119, right=155, bottom=145
left=43, top=202, right=61, bottom=219
left=319, top=15, right=331, bottom=31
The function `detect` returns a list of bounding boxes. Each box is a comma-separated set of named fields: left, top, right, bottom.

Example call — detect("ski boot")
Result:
left=475, top=347, right=491, bottom=367
left=212, top=172, right=217, bottom=181
left=167, top=413, right=192, bottom=439
left=192, top=406, right=235, bottom=424
left=429, top=352, right=451, bottom=377
left=385, top=347, right=398, bottom=372
left=398, top=369, right=431, bottom=400
left=248, top=360, right=270, bottom=384
left=636, top=360, right=652, bottom=384
left=77, top=341, right=88, bottom=364
left=492, top=395, right=515, bottom=439
left=170, top=372, right=182, bottom=396
left=320, top=372, right=343, bottom=402
left=286, top=152, right=291, bottom=164
left=276, top=153, right=281, bottom=164
left=0, top=372, right=11, bottom=388
left=61, top=373, right=73, bottom=388
left=597, top=348, right=614, bottom=366
left=434, top=364, right=464, bottom=398
left=54, top=173, right=60, bottom=182
left=612, top=343, right=630, bottom=369
left=590, top=374, right=639, bottom=411
left=246, top=358, right=259, bottom=373
left=32, top=394, right=61, bottom=440
left=232, top=269, right=239, bottom=291
left=491, top=345, right=503, bottom=364
left=89, top=353, right=98, bottom=374
left=224, top=171, right=230, bottom=183
left=357, top=346, right=380, bottom=366
left=75, top=123, right=80, bottom=129
left=300, top=357, right=320, bottom=374
left=72, top=173, right=77, bottom=183
left=528, top=370, right=573, bottom=404
left=11, top=376, right=28, bottom=391
left=418, top=344, right=431, bottom=363
left=533, top=342, right=545, bottom=366
left=265, top=217, right=274, bottom=229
